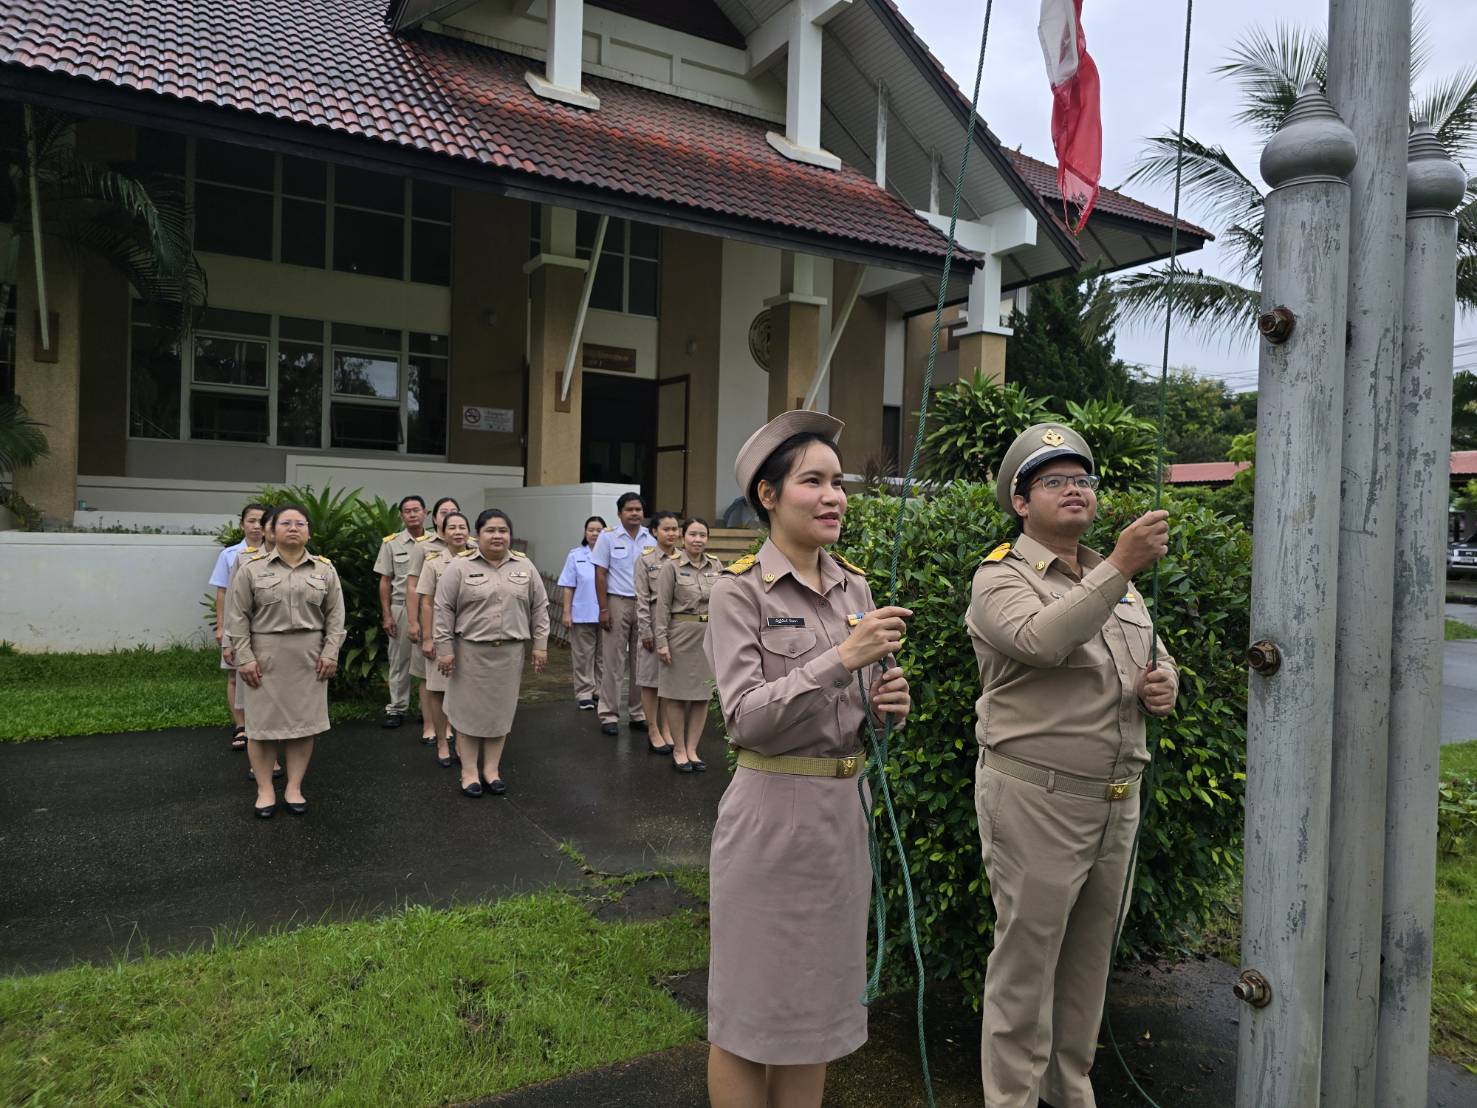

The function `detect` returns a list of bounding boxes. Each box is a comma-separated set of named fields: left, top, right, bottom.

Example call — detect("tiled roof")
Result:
left=1009, top=149, right=1215, bottom=241
left=1169, top=452, right=1476, bottom=485
left=0, top=0, right=967, bottom=269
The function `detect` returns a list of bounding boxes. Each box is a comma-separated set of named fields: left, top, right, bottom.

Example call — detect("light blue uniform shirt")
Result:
left=591, top=525, right=652, bottom=598
left=208, top=539, right=248, bottom=589
left=557, top=545, right=602, bottom=624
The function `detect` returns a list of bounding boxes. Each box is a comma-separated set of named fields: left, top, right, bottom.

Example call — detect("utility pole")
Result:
left=1324, top=0, right=1410, bottom=1101
left=1235, top=83, right=1355, bottom=1108
left=1377, top=124, right=1465, bottom=1108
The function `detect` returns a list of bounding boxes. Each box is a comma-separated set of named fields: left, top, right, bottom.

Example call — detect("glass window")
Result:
left=135, top=128, right=186, bottom=178
left=336, top=169, right=404, bottom=213
left=333, top=207, right=403, bottom=279
left=407, top=334, right=449, bottom=455
left=281, top=198, right=326, bottom=268
left=128, top=310, right=181, bottom=439
left=191, top=391, right=269, bottom=443
left=333, top=352, right=399, bottom=400
left=628, top=258, right=659, bottom=317
left=280, top=316, right=325, bottom=342
left=193, top=335, right=268, bottom=388
left=277, top=342, right=323, bottom=448
left=410, top=220, right=451, bottom=285
left=195, top=182, right=272, bottom=259
left=198, top=308, right=270, bottom=336
left=332, top=322, right=399, bottom=351
left=412, top=180, right=452, bottom=222
left=195, top=139, right=274, bottom=189
left=331, top=402, right=401, bottom=451
left=282, top=156, right=326, bottom=200
left=628, top=221, right=659, bottom=260
left=591, top=253, right=622, bottom=312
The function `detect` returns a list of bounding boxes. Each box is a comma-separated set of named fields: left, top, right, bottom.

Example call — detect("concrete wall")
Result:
left=0, top=532, right=222, bottom=652
left=490, top=483, right=631, bottom=573
left=656, top=229, right=723, bottom=519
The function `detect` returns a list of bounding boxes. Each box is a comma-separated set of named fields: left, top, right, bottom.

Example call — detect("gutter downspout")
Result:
left=559, top=214, right=608, bottom=404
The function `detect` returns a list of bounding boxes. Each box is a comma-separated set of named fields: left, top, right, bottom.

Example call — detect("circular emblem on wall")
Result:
left=748, top=308, right=771, bottom=371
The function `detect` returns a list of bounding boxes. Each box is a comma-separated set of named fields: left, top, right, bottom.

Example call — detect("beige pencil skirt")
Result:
left=657, top=620, right=713, bottom=702
left=424, top=645, right=449, bottom=693
left=636, top=635, right=662, bottom=688
left=242, top=629, right=330, bottom=742
left=410, top=636, right=428, bottom=680
left=445, top=639, right=524, bottom=737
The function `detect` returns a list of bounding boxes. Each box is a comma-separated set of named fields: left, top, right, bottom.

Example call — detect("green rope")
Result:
left=1101, top=3, right=1195, bottom=1106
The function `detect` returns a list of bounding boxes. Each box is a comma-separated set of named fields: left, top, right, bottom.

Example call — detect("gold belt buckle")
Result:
left=1109, top=780, right=1131, bottom=801
left=838, top=755, right=858, bottom=778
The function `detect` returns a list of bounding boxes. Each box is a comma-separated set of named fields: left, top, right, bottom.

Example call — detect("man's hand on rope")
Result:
left=1108, top=510, right=1171, bottom=580
left=1136, top=665, right=1177, bottom=716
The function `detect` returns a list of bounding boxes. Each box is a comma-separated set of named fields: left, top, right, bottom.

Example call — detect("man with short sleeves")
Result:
left=211, top=503, right=266, bottom=747
left=967, top=424, right=1178, bottom=1108
left=374, top=494, right=428, bottom=728
left=592, top=492, right=652, bottom=736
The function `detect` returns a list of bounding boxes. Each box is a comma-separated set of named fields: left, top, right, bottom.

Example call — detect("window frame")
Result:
left=529, top=208, right=661, bottom=318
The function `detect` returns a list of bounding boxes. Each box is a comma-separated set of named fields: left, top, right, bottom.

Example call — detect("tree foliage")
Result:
left=1454, top=372, right=1477, bottom=452
left=1128, top=368, right=1257, bottom=464
left=1003, top=269, right=1131, bottom=402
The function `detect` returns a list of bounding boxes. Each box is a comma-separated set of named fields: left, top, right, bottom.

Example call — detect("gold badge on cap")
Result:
left=1042, top=429, right=1065, bottom=446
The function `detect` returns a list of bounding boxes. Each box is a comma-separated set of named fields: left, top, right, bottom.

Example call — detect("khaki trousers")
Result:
left=976, top=757, right=1140, bottom=1108
left=569, top=623, right=602, bottom=701
left=384, top=602, right=412, bottom=714
left=597, top=594, right=645, bottom=725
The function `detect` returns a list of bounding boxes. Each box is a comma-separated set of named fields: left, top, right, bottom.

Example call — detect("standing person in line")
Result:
left=405, top=496, right=459, bottom=745
left=967, top=424, right=1178, bottom=1108
left=654, top=517, right=722, bottom=772
left=592, top=492, right=652, bottom=737
left=417, top=510, right=471, bottom=768
left=557, top=515, right=606, bottom=711
left=226, top=504, right=346, bottom=819
left=704, top=411, right=911, bottom=1108
left=211, top=502, right=266, bottom=750
left=236, top=507, right=283, bottom=784
left=434, top=509, right=549, bottom=798
left=635, top=510, right=682, bottom=754
left=374, top=494, right=428, bottom=729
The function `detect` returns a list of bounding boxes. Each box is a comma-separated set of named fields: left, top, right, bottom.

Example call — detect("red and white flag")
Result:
left=1038, top=0, right=1101, bottom=233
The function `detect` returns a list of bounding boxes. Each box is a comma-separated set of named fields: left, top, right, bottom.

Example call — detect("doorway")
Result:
left=581, top=373, right=656, bottom=508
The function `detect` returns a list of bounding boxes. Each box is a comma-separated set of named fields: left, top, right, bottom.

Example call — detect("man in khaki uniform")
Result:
left=374, top=494, right=428, bottom=728
left=592, top=491, right=652, bottom=736
left=967, top=423, right=1178, bottom=1108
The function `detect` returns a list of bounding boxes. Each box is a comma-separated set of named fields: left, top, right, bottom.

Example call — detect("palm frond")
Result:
left=63, top=210, right=207, bottom=334
left=1122, top=135, right=1264, bottom=260
left=0, top=398, right=50, bottom=474
left=1111, top=268, right=1262, bottom=348
left=1411, top=65, right=1477, bottom=162
left=1410, top=3, right=1432, bottom=87
left=1215, top=23, right=1327, bottom=140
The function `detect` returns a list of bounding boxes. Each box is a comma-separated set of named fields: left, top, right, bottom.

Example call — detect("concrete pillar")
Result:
left=524, top=259, right=587, bottom=486
left=525, top=0, right=600, bottom=110
left=1324, top=1, right=1411, bottom=1099
left=1235, top=84, right=1356, bottom=1108
left=1377, top=124, right=1465, bottom=1108
left=956, top=331, right=1006, bottom=385
left=766, top=300, right=821, bottom=418
left=828, top=265, right=886, bottom=467
left=12, top=241, right=81, bottom=525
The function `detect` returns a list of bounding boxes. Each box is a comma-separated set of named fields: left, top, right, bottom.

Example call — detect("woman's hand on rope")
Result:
left=238, top=660, right=263, bottom=689
left=1107, top=510, right=1171, bottom=580
left=869, top=666, right=910, bottom=725
left=838, top=606, right=912, bottom=672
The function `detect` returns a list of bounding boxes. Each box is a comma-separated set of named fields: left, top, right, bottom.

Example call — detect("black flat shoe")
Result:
left=437, top=755, right=454, bottom=768
left=601, top=722, right=620, bottom=736
left=285, top=799, right=308, bottom=815
left=254, top=803, right=275, bottom=819
left=486, top=778, right=506, bottom=796
left=577, top=699, right=596, bottom=710
left=647, top=741, right=671, bottom=755
left=692, top=760, right=708, bottom=772
left=672, top=760, right=694, bottom=774
left=461, top=781, right=484, bottom=798
left=420, top=735, right=436, bottom=745
left=231, top=726, right=248, bottom=750
left=629, top=719, right=649, bottom=732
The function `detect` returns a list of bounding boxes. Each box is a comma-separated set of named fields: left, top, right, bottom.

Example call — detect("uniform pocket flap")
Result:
left=760, top=628, right=817, bottom=658
left=1114, top=602, right=1153, bottom=627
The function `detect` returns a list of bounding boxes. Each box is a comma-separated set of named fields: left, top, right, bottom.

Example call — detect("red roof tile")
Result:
left=0, top=0, right=966, bottom=268
left=1169, top=453, right=1476, bottom=485
left=1009, top=149, right=1214, bottom=241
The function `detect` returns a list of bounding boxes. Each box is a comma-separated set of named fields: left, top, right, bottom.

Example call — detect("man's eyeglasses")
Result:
left=1030, top=474, right=1100, bottom=493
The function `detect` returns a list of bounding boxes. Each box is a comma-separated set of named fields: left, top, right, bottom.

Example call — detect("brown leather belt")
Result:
left=983, top=749, right=1139, bottom=801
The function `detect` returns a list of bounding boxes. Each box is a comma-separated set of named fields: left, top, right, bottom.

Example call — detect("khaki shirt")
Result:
left=635, top=544, right=677, bottom=642
left=373, top=529, right=428, bottom=603
left=405, top=534, right=448, bottom=590
left=414, top=546, right=457, bottom=601
left=432, top=549, right=550, bottom=651
left=965, top=532, right=1178, bottom=780
left=227, top=545, right=260, bottom=583
left=705, top=539, right=880, bottom=759
left=224, top=549, right=347, bottom=666
left=653, top=552, right=723, bottom=650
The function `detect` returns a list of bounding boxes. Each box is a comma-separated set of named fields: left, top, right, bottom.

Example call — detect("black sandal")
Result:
left=231, top=726, right=248, bottom=750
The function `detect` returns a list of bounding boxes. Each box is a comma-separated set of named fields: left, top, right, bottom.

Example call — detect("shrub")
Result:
left=212, top=485, right=401, bottom=697
left=1439, top=776, right=1477, bottom=856
left=839, top=481, right=1250, bottom=1001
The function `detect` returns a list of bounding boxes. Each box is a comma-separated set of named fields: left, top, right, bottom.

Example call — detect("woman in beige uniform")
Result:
left=635, top=510, right=681, bottom=754
left=434, top=509, right=549, bottom=798
left=703, top=411, right=912, bottom=1108
left=654, top=517, right=722, bottom=772
left=225, top=504, right=346, bottom=819
left=406, top=496, right=459, bottom=744
left=417, top=510, right=471, bottom=767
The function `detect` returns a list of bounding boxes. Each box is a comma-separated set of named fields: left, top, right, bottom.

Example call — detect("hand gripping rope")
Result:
left=854, top=2, right=1194, bottom=1105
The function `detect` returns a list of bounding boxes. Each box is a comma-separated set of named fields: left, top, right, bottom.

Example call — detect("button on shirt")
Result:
left=965, top=532, right=1178, bottom=781
left=592, top=525, right=652, bottom=598
left=556, top=545, right=601, bottom=624
left=224, top=551, right=347, bottom=666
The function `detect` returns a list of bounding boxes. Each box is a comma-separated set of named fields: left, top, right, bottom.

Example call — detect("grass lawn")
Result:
left=0, top=646, right=380, bottom=742
left=1448, top=618, right=1477, bottom=641
left=0, top=890, right=707, bottom=1106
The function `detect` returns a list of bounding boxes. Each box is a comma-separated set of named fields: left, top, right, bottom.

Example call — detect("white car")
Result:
left=1450, top=540, right=1477, bottom=577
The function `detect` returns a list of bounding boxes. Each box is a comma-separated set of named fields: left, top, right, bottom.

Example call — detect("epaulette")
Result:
left=457, top=548, right=476, bottom=557
left=510, top=550, right=527, bottom=560
left=642, top=545, right=656, bottom=555
left=603, top=527, right=614, bottom=533
left=243, top=545, right=257, bottom=553
left=383, top=533, right=398, bottom=543
left=316, top=554, right=332, bottom=564
left=415, top=533, right=430, bottom=542
left=724, top=554, right=757, bottom=575
left=424, top=550, right=440, bottom=562
left=833, top=552, right=867, bottom=575
left=249, top=552, right=266, bottom=562
left=984, top=542, right=1011, bottom=563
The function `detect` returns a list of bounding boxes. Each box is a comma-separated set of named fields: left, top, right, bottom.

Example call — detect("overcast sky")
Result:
left=893, top=0, right=1477, bottom=392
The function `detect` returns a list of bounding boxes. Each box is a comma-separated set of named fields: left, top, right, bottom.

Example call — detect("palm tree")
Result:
left=1113, top=21, right=1477, bottom=344
left=1, top=103, right=206, bottom=342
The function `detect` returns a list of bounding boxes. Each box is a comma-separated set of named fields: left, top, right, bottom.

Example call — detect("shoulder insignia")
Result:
left=669, top=549, right=681, bottom=559
left=243, top=545, right=257, bottom=553
left=249, top=553, right=266, bottom=562
left=642, top=545, right=656, bottom=555
left=724, top=554, right=757, bottom=575
left=984, top=542, right=1012, bottom=563
left=424, top=550, right=440, bottom=562
left=510, top=550, right=527, bottom=560
left=833, top=553, right=867, bottom=576
left=316, top=554, right=332, bottom=564
left=603, top=527, right=614, bottom=533
left=415, top=533, right=430, bottom=543
left=457, top=548, right=476, bottom=558
left=383, top=533, right=398, bottom=543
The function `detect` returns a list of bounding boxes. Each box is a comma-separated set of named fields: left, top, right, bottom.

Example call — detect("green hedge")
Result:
left=840, top=481, right=1250, bottom=999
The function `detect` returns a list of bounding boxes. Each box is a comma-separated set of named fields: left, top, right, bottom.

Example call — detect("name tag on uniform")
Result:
left=394, top=552, right=409, bottom=560
left=509, top=570, right=529, bottom=580
left=468, top=572, right=485, bottom=579
left=614, top=545, right=628, bottom=554
left=311, top=573, right=328, bottom=581
left=767, top=616, right=805, bottom=627
left=679, top=570, right=693, bottom=577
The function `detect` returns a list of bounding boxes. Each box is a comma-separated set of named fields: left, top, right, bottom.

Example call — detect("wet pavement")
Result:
left=0, top=702, right=728, bottom=974
left=1447, top=603, right=1477, bottom=746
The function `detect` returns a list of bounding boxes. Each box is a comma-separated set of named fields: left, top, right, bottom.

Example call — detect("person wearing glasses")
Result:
left=226, top=504, right=345, bottom=820
left=405, top=497, right=461, bottom=746
left=374, top=494, right=429, bottom=730
left=966, top=423, right=1178, bottom=1108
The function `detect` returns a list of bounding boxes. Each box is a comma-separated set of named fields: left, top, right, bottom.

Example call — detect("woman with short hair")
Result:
left=635, top=510, right=682, bottom=754
left=434, top=509, right=549, bottom=797
left=654, top=517, right=722, bottom=772
left=557, top=515, right=606, bottom=711
left=417, top=510, right=472, bottom=767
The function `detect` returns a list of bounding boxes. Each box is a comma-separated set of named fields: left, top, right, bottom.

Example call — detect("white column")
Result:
left=526, top=0, right=600, bottom=110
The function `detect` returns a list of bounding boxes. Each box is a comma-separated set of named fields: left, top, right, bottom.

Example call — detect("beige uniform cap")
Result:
left=996, top=422, right=1095, bottom=517
left=735, top=410, right=844, bottom=510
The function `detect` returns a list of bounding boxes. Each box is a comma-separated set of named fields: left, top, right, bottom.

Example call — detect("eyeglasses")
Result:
left=1030, top=474, right=1100, bottom=493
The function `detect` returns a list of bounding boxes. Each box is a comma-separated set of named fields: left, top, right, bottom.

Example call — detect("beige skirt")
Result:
left=658, top=619, right=713, bottom=701
left=636, top=635, right=662, bottom=689
left=424, top=645, right=448, bottom=693
left=445, top=639, right=524, bottom=737
left=242, top=629, right=330, bottom=742
left=410, top=637, right=427, bottom=680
